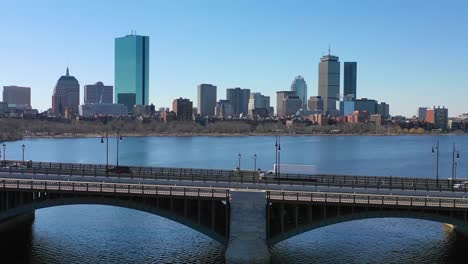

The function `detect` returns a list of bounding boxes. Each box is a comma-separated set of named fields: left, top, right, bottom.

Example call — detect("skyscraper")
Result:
left=343, top=62, right=357, bottom=99
left=226, top=88, right=250, bottom=116
left=52, top=68, right=80, bottom=115
left=290, top=76, right=307, bottom=110
left=248, top=92, right=270, bottom=116
left=318, top=53, right=340, bottom=113
left=2, top=86, right=31, bottom=107
left=115, top=34, right=149, bottom=110
left=84, top=82, right=113, bottom=104
left=276, top=91, right=301, bottom=117
left=197, top=84, right=217, bottom=117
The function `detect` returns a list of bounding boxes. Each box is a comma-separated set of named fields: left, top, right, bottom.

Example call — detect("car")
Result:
left=453, top=181, right=468, bottom=189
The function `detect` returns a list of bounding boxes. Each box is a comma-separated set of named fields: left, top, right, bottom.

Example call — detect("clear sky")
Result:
left=1, top=0, right=467, bottom=117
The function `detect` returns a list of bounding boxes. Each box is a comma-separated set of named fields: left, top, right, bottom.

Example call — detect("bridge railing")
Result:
left=266, top=191, right=468, bottom=209
left=1, top=160, right=467, bottom=193
left=0, top=178, right=230, bottom=199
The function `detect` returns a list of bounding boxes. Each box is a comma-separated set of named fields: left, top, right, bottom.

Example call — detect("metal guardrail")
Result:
left=1, top=160, right=467, bottom=193
left=0, top=178, right=230, bottom=199
left=267, top=191, right=468, bottom=209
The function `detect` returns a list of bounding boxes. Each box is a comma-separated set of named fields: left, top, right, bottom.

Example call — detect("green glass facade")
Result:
left=115, top=35, right=149, bottom=108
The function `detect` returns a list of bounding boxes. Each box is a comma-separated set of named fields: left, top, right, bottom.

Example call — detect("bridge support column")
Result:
left=0, top=212, right=35, bottom=233
left=225, top=190, right=270, bottom=264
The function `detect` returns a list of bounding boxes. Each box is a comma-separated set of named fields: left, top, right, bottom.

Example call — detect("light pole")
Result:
left=432, top=140, right=440, bottom=186
left=238, top=153, right=241, bottom=170
left=253, top=154, right=257, bottom=180
left=452, top=143, right=460, bottom=181
left=21, top=144, right=25, bottom=164
left=101, top=130, right=109, bottom=171
left=116, top=130, right=123, bottom=167
left=275, top=135, right=278, bottom=178
left=2, top=143, right=5, bottom=161
left=278, top=134, right=281, bottom=179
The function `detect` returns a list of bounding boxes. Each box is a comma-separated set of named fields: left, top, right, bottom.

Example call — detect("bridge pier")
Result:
left=225, top=190, right=270, bottom=264
left=0, top=212, right=35, bottom=233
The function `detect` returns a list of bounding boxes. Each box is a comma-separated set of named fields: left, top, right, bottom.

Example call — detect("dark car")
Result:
left=107, top=166, right=132, bottom=174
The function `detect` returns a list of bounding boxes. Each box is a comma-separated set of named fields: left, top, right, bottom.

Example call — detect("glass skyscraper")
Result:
left=115, top=34, right=149, bottom=110
left=290, top=76, right=307, bottom=110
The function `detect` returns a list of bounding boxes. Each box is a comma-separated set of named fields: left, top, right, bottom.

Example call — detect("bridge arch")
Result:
left=270, top=210, right=468, bottom=245
left=0, top=196, right=226, bottom=245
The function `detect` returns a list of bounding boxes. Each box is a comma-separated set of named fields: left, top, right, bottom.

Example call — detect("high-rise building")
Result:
left=226, top=88, right=250, bottom=116
left=417, top=107, right=429, bottom=120
left=84, top=82, right=113, bottom=104
left=307, top=96, right=323, bottom=112
left=52, top=68, right=80, bottom=115
left=318, top=53, right=340, bottom=113
left=115, top=34, right=149, bottom=110
left=343, top=62, right=357, bottom=99
left=377, top=102, right=390, bottom=118
left=172, top=97, right=193, bottom=121
left=354, top=98, right=378, bottom=115
left=290, top=76, right=307, bottom=110
left=248, top=92, right=270, bottom=116
left=197, top=84, right=217, bottom=117
left=276, top=91, right=301, bottom=117
left=215, top=100, right=234, bottom=118
left=3, top=86, right=31, bottom=107
left=426, top=106, right=448, bottom=130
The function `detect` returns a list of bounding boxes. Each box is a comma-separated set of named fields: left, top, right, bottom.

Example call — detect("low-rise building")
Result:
left=79, top=103, right=128, bottom=117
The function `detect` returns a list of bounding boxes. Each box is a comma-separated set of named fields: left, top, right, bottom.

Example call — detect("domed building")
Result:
left=290, top=75, right=307, bottom=110
left=52, top=67, right=80, bottom=115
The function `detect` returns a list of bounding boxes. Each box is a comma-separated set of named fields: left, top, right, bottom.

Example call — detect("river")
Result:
left=1, top=135, right=468, bottom=263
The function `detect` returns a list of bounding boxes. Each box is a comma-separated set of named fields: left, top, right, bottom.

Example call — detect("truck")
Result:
left=260, top=164, right=318, bottom=179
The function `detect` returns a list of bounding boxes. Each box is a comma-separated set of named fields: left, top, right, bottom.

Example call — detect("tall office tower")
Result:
left=343, top=62, right=357, bottom=99
left=377, top=102, right=390, bottom=118
left=115, top=34, right=149, bottom=111
left=226, top=87, right=250, bottom=116
left=276, top=91, right=301, bottom=117
left=3, top=86, right=31, bottom=107
left=84, top=82, right=113, bottom=104
left=172, top=97, right=193, bottom=121
left=290, top=76, right=307, bottom=110
left=52, top=67, right=80, bottom=115
left=318, top=52, right=340, bottom=113
left=197, top=84, right=217, bottom=117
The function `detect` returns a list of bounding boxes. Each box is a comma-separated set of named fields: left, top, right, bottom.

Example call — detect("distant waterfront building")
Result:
left=215, top=100, right=234, bottom=118
left=52, top=67, right=80, bottom=115
left=226, top=88, right=250, bottom=116
left=290, top=76, right=307, bottom=110
left=276, top=91, right=301, bottom=117
left=318, top=52, right=340, bottom=113
left=417, top=107, right=429, bottom=120
left=115, top=34, right=149, bottom=110
left=340, top=100, right=355, bottom=116
left=172, top=97, right=193, bottom=121
left=248, top=92, right=270, bottom=116
left=307, top=96, right=323, bottom=112
left=197, top=84, right=217, bottom=117
left=84, top=82, right=113, bottom=104
left=343, top=62, right=357, bottom=99
left=354, top=98, right=378, bottom=115
left=79, top=103, right=128, bottom=117
left=3, top=86, right=31, bottom=107
left=377, top=102, right=390, bottom=118
left=426, top=106, right=448, bottom=130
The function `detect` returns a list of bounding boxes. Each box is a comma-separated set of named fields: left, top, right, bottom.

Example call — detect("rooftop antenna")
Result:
left=328, top=44, right=331, bottom=56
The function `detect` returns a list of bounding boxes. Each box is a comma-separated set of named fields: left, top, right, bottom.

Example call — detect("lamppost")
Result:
left=452, top=143, right=460, bottom=181
left=238, top=153, right=241, bottom=170
left=21, top=144, right=25, bottom=164
left=277, top=135, right=281, bottom=179
left=116, top=130, right=123, bottom=167
left=253, top=153, right=257, bottom=180
left=432, top=140, right=440, bottom=186
left=275, top=132, right=281, bottom=179
left=2, top=144, right=5, bottom=161
left=101, top=130, right=109, bottom=171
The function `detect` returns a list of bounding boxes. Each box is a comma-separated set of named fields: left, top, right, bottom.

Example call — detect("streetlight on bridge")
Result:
left=432, top=140, right=440, bottom=186
left=2, top=143, right=5, bottom=161
left=21, top=144, right=25, bottom=164
left=452, top=143, right=460, bottom=181
left=116, top=130, right=123, bottom=167
left=101, top=130, right=109, bottom=173
left=238, top=153, right=241, bottom=170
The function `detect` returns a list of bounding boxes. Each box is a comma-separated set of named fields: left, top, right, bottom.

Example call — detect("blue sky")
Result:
left=0, top=0, right=467, bottom=117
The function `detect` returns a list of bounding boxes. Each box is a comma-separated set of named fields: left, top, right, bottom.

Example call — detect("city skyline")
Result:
left=1, top=0, right=467, bottom=117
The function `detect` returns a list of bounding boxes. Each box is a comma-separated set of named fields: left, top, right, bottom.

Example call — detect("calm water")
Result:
left=1, top=135, right=468, bottom=263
